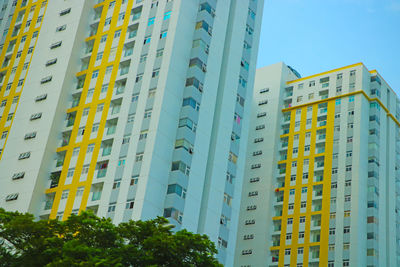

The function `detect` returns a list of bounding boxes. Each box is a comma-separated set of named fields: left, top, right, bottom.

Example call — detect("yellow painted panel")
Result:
left=0, top=0, right=49, bottom=160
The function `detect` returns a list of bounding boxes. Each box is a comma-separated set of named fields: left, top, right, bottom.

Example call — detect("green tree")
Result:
left=0, top=208, right=222, bottom=267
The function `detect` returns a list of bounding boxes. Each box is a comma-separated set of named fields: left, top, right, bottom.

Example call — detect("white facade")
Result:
left=235, top=62, right=400, bottom=267
left=0, top=0, right=264, bottom=265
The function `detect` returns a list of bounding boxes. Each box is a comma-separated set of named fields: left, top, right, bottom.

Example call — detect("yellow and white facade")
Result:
left=0, top=0, right=264, bottom=265
left=235, top=62, right=400, bottom=267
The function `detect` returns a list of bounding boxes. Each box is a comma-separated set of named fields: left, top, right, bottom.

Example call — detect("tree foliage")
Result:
left=0, top=208, right=222, bottom=267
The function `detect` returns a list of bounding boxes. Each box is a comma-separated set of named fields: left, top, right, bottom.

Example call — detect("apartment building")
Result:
left=235, top=62, right=400, bottom=267
left=0, top=0, right=264, bottom=265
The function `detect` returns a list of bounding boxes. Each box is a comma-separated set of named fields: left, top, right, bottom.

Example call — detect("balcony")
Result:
left=106, top=126, right=116, bottom=135
left=124, top=49, right=133, bottom=57
left=128, top=30, right=137, bottom=39
left=97, top=168, right=107, bottom=178
left=314, top=175, right=323, bottom=182
left=91, top=191, right=101, bottom=201
left=102, top=146, right=112, bottom=156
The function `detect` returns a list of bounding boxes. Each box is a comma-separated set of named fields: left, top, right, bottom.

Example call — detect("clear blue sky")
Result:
left=257, top=0, right=400, bottom=93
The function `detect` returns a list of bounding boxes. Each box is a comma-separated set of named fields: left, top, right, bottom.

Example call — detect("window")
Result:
left=127, top=114, right=135, bottom=123
left=345, top=195, right=351, bottom=202
left=344, top=210, right=351, bottom=217
left=298, top=247, right=304, bottom=254
left=130, top=177, right=139, bottom=186
left=152, top=69, right=160, bottom=77
left=144, top=110, right=152, bottom=118
left=309, top=80, right=315, bottom=87
left=286, top=233, right=291, bottom=240
left=329, top=228, right=335, bottom=235
left=61, top=190, right=69, bottom=199
left=156, top=49, right=164, bottom=57
left=299, top=216, right=305, bottom=223
left=50, top=41, right=62, bottom=49
left=6, top=193, right=19, bottom=202
left=56, top=25, right=66, bottom=32
left=136, top=74, right=143, bottom=82
left=72, top=147, right=80, bottom=156
left=349, top=96, right=354, bottom=102
left=113, top=181, right=121, bottom=189
left=301, top=202, right=306, bottom=208
left=46, top=58, right=57, bottom=66
left=298, top=232, right=305, bottom=238
left=92, top=123, right=99, bottom=132
left=148, top=17, right=155, bottom=26
left=139, top=54, right=147, bottom=63
left=30, top=112, right=42, bottom=120
left=143, top=36, right=151, bottom=44
left=96, top=104, right=104, bottom=113
left=126, top=200, right=134, bottom=209
left=92, top=70, right=99, bottom=78
left=24, top=132, right=36, bottom=140
left=41, top=76, right=52, bottom=84
left=114, top=30, right=121, bottom=38
left=135, top=153, right=143, bottom=162
left=12, top=172, right=25, bottom=180
left=343, top=226, right=350, bottom=234
left=350, top=70, right=356, bottom=76
left=171, top=161, right=190, bottom=176
left=285, top=249, right=291, bottom=255
left=96, top=52, right=103, bottom=61
left=78, top=127, right=85, bottom=136
left=87, top=144, right=94, bottom=153
left=160, top=31, right=167, bottom=39
left=100, top=35, right=107, bottom=43
left=59, top=8, right=71, bottom=16
left=108, top=204, right=116, bottom=212
left=257, top=112, right=266, bottom=118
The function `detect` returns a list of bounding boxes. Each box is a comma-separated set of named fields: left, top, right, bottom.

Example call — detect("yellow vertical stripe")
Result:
left=0, top=0, right=48, bottom=160
left=46, top=0, right=134, bottom=219
left=273, top=99, right=334, bottom=266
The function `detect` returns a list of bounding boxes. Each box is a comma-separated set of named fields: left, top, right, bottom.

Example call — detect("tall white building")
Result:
left=235, top=62, right=400, bottom=267
left=0, top=0, right=264, bottom=265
